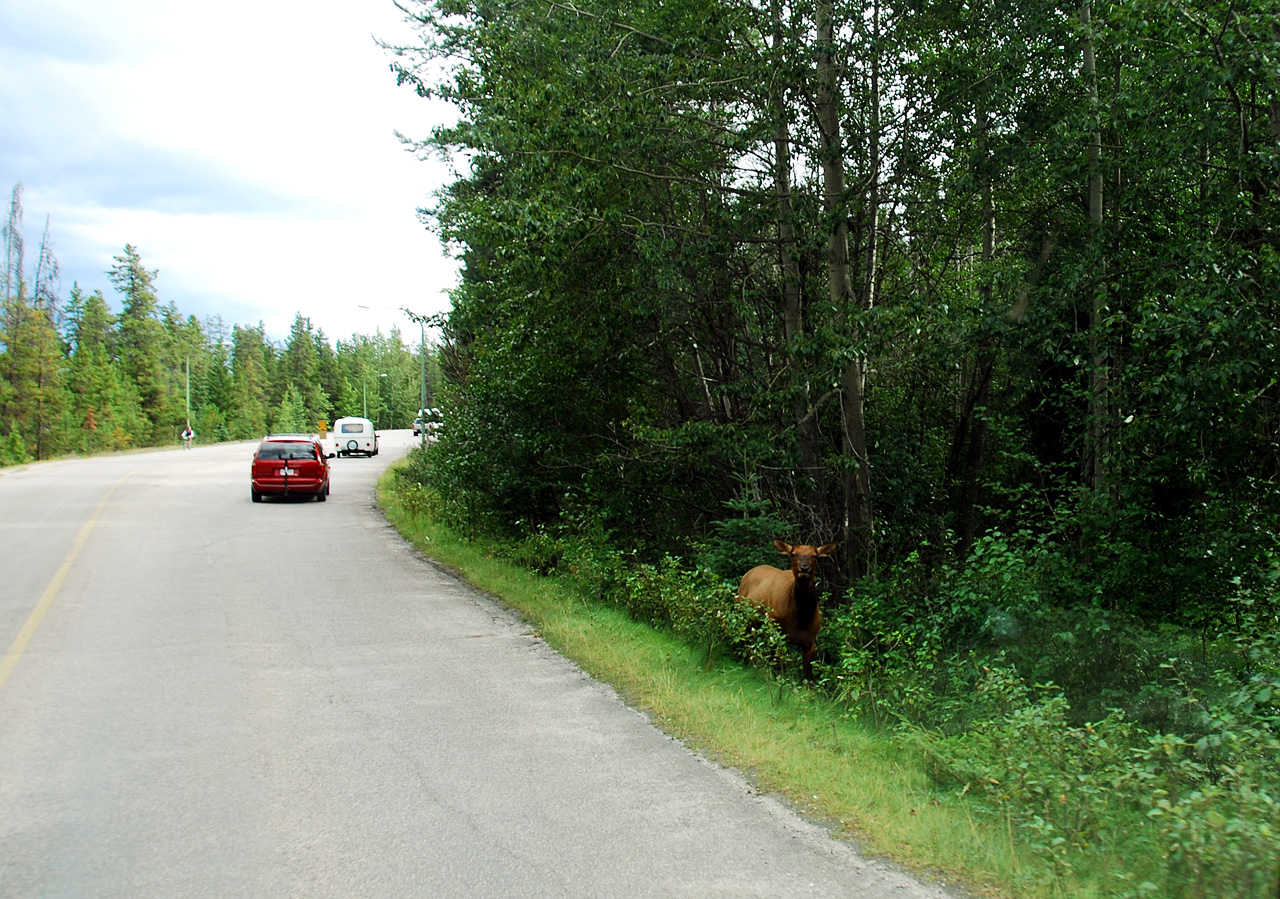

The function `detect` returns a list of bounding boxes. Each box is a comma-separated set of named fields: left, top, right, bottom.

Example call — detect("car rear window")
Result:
left=257, top=442, right=317, bottom=460
left=339, top=423, right=365, bottom=433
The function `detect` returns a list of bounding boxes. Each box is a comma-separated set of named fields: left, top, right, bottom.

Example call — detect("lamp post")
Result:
left=415, top=317, right=427, bottom=450
left=402, top=307, right=436, bottom=451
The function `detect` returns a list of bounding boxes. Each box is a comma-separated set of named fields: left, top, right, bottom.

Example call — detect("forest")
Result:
left=382, top=0, right=1280, bottom=893
left=0, top=184, right=437, bottom=465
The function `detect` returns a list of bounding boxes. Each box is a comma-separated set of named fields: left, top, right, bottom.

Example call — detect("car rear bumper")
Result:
left=252, top=476, right=327, bottom=496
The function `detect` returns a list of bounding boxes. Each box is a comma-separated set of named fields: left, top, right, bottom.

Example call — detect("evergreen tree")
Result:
left=199, top=316, right=235, bottom=442
left=63, top=285, right=142, bottom=453
left=0, top=283, right=67, bottom=459
left=109, top=245, right=168, bottom=439
left=278, top=313, right=331, bottom=429
left=228, top=323, right=273, bottom=439
left=313, top=326, right=340, bottom=422
left=270, top=384, right=308, bottom=433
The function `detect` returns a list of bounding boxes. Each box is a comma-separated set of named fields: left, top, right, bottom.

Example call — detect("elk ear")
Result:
left=817, top=543, right=837, bottom=557
left=773, top=538, right=793, bottom=556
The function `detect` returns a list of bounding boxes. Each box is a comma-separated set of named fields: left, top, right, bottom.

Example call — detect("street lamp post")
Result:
left=418, top=319, right=427, bottom=450
left=402, top=307, right=436, bottom=452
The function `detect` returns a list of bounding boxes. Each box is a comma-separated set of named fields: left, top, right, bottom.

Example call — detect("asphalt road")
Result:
left=0, top=432, right=954, bottom=898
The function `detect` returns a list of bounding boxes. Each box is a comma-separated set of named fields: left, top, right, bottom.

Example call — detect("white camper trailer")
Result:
left=326, top=417, right=379, bottom=458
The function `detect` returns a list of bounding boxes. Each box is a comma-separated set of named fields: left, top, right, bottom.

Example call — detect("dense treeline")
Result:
left=393, top=0, right=1279, bottom=645
left=388, top=0, right=1278, bottom=892
left=0, top=185, right=436, bottom=464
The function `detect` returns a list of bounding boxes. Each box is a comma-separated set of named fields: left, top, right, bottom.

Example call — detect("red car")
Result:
left=251, top=435, right=331, bottom=503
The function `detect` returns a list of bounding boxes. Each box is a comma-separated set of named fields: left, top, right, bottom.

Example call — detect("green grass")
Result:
left=377, top=468, right=1113, bottom=899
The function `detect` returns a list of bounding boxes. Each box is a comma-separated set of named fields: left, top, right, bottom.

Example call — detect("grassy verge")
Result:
left=375, top=466, right=1075, bottom=899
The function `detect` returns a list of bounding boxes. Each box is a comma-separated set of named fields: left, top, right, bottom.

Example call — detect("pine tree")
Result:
left=228, top=323, right=273, bottom=439
left=63, top=286, right=145, bottom=452
left=279, top=313, right=331, bottom=428
left=270, top=385, right=308, bottom=433
left=109, top=244, right=168, bottom=439
left=0, top=283, right=67, bottom=459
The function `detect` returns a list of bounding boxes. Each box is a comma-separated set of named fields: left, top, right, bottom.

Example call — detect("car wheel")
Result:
left=316, top=486, right=327, bottom=502
left=251, top=489, right=262, bottom=503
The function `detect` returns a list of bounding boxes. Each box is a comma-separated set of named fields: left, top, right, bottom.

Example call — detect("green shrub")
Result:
left=1132, top=633, right=1280, bottom=898
left=615, top=555, right=792, bottom=674
left=911, top=667, right=1136, bottom=858
left=0, top=429, right=31, bottom=466
left=699, top=493, right=791, bottom=581
left=910, top=649, right=1280, bottom=898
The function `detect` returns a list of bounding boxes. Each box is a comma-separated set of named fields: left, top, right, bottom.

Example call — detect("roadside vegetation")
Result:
left=384, top=448, right=1278, bottom=899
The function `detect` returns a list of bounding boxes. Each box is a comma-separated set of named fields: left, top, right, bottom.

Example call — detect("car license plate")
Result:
left=282, top=468, right=296, bottom=475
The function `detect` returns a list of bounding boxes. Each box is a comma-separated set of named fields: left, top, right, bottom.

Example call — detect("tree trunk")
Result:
left=1082, top=1, right=1109, bottom=492
left=953, top=111, right=996, bottom=556
left=773, top=0, right=823, bottom=530
left=817, top=0, right=874, bottom=575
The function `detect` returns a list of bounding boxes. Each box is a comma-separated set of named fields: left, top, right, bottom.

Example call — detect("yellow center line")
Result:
left=0, top=472, right=133, bottom=694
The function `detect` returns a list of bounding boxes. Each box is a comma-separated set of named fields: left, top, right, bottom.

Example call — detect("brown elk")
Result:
left=737, top=539, right=837, bottom=681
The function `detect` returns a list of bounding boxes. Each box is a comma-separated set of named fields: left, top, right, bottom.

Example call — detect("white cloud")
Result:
left=0, top=0, right=459, bottom=341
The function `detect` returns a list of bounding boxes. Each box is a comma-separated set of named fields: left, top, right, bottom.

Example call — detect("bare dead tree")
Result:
left=32, top=215, right=61, bottom=325
left=2, top=182, right=24, bottom=304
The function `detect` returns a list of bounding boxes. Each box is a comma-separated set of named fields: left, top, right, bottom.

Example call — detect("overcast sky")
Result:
left=0, top=0, right=459, bottom=343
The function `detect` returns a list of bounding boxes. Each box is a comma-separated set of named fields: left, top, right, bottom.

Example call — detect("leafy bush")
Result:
left=1132, top=633, right=1280, bottom=898
left=912, top=667, right=1135, bottom=858
left=910, top=650, right=1280, bottom=898
left=820, top=574, right=949, bottom=727
left=613, top=555, right=790, bottom=672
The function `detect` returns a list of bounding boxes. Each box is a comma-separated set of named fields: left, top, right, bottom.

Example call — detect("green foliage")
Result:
left=476, top=512, right=798, bottom=678
left=912, top=669, right=1135, bottom=854
left=616, top=555, right=793, bottom=674
left=390, top=0, right=1280, bottom=639
left=906, top=648, right=1280, bottom=899
left=0, top=428, right=30, bottom=466
left=270, top=385, right=308, bottom=434
left=700, top=492, right=792, bottom=581
left=1133, top=633, right=1280, bottom=898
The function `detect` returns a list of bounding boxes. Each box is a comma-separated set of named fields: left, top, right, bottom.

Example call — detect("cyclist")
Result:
left=180, top=425, right=195, bottom=449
